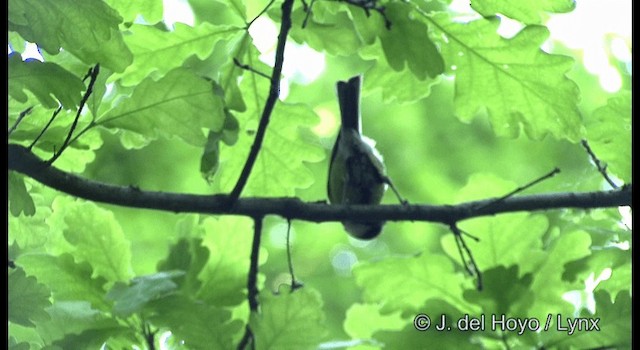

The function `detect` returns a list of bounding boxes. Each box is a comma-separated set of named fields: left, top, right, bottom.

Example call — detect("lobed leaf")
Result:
left=8, top=268, right=52, bottom=327
left=113, top=22, right=244, bottom=86
left=8, top=53, right=85, bottom=110
left=99, top=68, right=226, bottom=146
left=8, top=0, right=133, bottom=72
left=432, top=14, right=582, bottom=141
left=251, top=288, right=327, bottom=350
left=59, top=200, right=133, bottom=283
left=471, top=0, right=576, bottom=24
left=585, top=92, right=631, bottom=183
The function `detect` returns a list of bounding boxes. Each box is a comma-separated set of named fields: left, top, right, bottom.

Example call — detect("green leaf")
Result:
left=200, top=131, right=222, bottom=181
left=52, top=326, right=134, bottom=349
left=60, top=200, right=133, bottom=282
left=585, top=91, right=631, bottom=183
left=147, top=294, right=243, bottom=350
left=463, top=266, right=534, bottom=316
left=8, top=0, right=133, bottom=72
left=432, top=15, right=582, bottom=141
left=8, top=53, right=85, bottom=109
left=18, top=254, right=110, bottom=310
left=35, top=301, right=118, bottom=344
left=106, top=271, right=184, bottom=317
left=8, top=99, right=103, bottom=173
left=374, top=299, right=480, bottom=349
left=443, top=212, right=549, bottom=275
left=8, top=337, right=30, bottom=350
left=471, top=0, right=576, bottom=24
left=196, top=217, right=255, bottom=306
left=544, top=290, right=630, bottom=349
left=99, top=68, right=226, bottom=146
left=105, top=0, right=163, bottom=23
left=251, top=288, right=327, bottom=350
left=353, top=254, right=472, bottom=313
left=214, top=71, right=325, bottom=195
left=442, top=173, right=549, bottom=274
left=361, top=42, right=441, bottom=104
left=157, top=237, right=210, bottom=295
left=188, top=0, right=247, bottom=26
left=8, top=191, right=56, bottom=250
left=288, top=3, right=367, bottom=56
left=343, top=303, right=404, bottom=340
left=379, top=3, right=444, bottom=80
left=597, top=261, right=631, bottom=297
left=8, top=268, right=52, bottom=327
left=113, top=22, right=244, bottom=86
left=8, top=172, right=35, bottom=217
left=522, top=230, right=591, bottom=321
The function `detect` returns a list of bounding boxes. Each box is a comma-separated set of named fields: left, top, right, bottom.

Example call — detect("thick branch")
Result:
left=9, top=144, right=631, bottom=224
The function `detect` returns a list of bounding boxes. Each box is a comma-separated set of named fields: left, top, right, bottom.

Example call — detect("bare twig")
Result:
left=450, top=223, right=482, bottom=290
left=581, top=139, right=620, bottom=189
left=301, top=0, right=317, bottom=28
left=286, top=219, right=304, bottom=291
left=248, top=217, right=263, bottom=312
left=47, top=64, right=100, bottom=165
left=247, top=0, right=278, bottom=29
left=8, top=106, right=34, bottom=136
left=28, top=105, right=63, bottom=150
left=382, top=175, right=408, bottom=205
left=233, top=58, right=271, bottom=79
left=142, top=321, right=156, bottom=350
left=237, top=216, right=264, bottom=350
left=228, top=0, right=295, bottom=203
left=476, top=168, right=561, bottom=211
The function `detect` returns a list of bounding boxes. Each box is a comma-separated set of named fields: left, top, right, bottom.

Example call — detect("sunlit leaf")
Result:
left=99, top=68, right=225, bottom=146
left=432, top=14, right=582, bottom=141
left=471, top=0, right=576, bottom=24
left=585, top=92, right=631, bottom=183
left=18, top=254, right=109, bottom=310
left=114, top=22, right=244, bottom=86
left=59, top=200, right=133, bottom=282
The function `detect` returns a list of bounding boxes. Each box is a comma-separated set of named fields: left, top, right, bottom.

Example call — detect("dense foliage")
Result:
left=8, top=0, right=631, bottom=349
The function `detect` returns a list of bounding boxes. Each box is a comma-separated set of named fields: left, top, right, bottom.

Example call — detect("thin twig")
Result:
left=28, top=105, right=63, bottom=150
left=228, top=0, right=295, bottom=203
left=301, top=0, right=317, bottom=28
left=47, top=64, right=100, bottom=165
left=237, top=325, right=254, bottom=350
left=248, top=217, right=263, bottom=311
left=247, top=0, right=278, bottom=29
left=382, top=175, right=408, bottom=205
left=450, top=223, right=482, bottom=291
left=581, top=139, right=620, bottom=189
left=476, top=168, right=561, bottom=211
left=238, top=216, right=263, bottom=350
left=142, top=321, right=156, bottom=350
left=286, top=219, right=304, bottom=292
left=233, top=58, right=271, bottom=79
left=8, top=106, right=34, bottom=136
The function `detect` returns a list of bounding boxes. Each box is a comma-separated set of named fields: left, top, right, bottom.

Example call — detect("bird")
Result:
left=327, top=75, right=405, bottom=239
